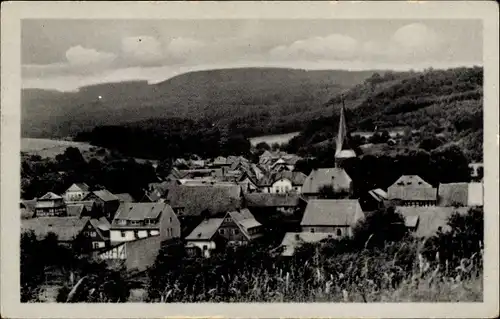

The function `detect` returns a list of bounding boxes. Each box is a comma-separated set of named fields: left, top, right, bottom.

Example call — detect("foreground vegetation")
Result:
left=21, top=205, right=483, bottom=303
left=144, top=207, right=483, bottom=302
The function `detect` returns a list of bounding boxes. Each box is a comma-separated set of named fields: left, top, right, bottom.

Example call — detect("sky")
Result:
left=22, top=19, right=483, bottom=92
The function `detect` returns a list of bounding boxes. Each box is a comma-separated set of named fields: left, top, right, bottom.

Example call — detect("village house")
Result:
left=145, top=180, right=180, bottom=202
left=395, top=206, right=470, bottom=237
left=217, top=209, right=263, bottom=245
left=81, top=217, right=111, bottom=249
left=65, top=200, right=99, bottom=217
left=209, top=156, right=226, bottom=167
left=388, top=175, right=437, bottom=206
left=166, top=184, right=242, bottom=217
left=109, top=202, right=180, bottom=244
left=66, top=203, right=88, bottom=218
left=244, top=193, right=302, bottom=214
left=62, top=183, right=90, bottom=202
left=97, top=234, right=164, bottom=273
left=437, top=182, right=483, bottom=207
left=251, top=163, right=266, bottom=181
left=83, top=189, right=121, bottom=220
left=185, top=208, right=263, bottom=258
left=359, top=188, right=388, bottom=211
left=270, top=154, right=301, bottom=172
left=258, top=150, right=275, bottom=166
left=259, top=171, right=307, bottom=194
left=184, top=218, right=223, bottom=258
left=300, top=199, right=364, bottom=237
left=236, top=170, right=260, bottom=193
left=301, top=168, right=353, bottom=199
left=279, top=232, right=333, bottom=257
left=34, top=192, right=67, bottom=217
left=21, top=216, right=91, bottom=246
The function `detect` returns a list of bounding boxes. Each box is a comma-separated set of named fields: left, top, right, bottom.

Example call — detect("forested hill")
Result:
left=286, top=66, right=483, bottom=161
left=22, top=68, right=376, bottom=138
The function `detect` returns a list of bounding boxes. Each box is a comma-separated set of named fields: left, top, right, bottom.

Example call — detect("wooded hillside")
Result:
left=22, top=68, right=375, bottom=138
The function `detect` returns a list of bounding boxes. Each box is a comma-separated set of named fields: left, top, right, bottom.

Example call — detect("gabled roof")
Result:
left=66, top=183, right=90, bottom=193
left=280, top=232, right=333, bottom=256
left=90, top=217, right=111, bottom=231
left=259, top=171, right=307, bottom=186
left=99, top=235, right=163, bottom=273
left=67, top=204, right=86, bottom=217
left=89, top=189, right=119, bottom=202
left=166, top=184, right=242, bottom=216
left=113, top=202, right=172, bottom=221
left=244, top=193, right=300, bottom=207
left=389, top=175, right=432, bottom=188
left=259, top=150, right=273, bottom=159
left=368, top=188, right=388, bottom=202
left=300, top=199, right=364, bottom=227
left=388, top=187, right=437, bottom=201
left=39, top=192, right=63, bottom=200
left=468, top=182, right=483, bottom=206
left=22, top=217, right=91, bottom=241
left=227, top=208, right=261, bottom=240
left=114, top=193, right=135, bottom=203
left=88, top=217, right=111, bottom=240
left=438, top=183, right=468, bottom=206
left=395, top=206, right=469, bottom=237
left=185, top=218, right=224, bottom=241
left=212, top=156, right=228, bottom=166
left=301, top=168, right=352, bottom=194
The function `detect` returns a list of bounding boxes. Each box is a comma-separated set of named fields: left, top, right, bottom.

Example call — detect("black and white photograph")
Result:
left=1, top=1, right=498, bottom=318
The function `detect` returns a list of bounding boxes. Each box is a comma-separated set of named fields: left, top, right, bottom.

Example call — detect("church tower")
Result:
left=334, top=96, right=356, bottom=168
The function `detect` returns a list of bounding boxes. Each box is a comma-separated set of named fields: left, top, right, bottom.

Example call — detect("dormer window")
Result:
left=130, top=220, right=143, bottom=226
left=144, top=218, right=156, bottom=225
left=117, top=219, right=127, bottom=226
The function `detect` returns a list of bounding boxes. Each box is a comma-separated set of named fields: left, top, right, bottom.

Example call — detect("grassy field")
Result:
left=21, top=138, right=94, bottom=158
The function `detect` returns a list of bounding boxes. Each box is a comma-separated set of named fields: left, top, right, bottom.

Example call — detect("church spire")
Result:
left=334, top=94, right=356, bottom=168
left=335, top=96, right=348, bottom=156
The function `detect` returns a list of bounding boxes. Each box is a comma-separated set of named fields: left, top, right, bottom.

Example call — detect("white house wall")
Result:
left=271, top=179, right=293, bottom=193
left=186, top=241, right=216, bottom=258
left=110, top=230, right=136, bottom=243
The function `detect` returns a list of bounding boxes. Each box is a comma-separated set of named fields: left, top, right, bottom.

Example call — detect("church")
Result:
left=301, top=102, right=356, bottom=199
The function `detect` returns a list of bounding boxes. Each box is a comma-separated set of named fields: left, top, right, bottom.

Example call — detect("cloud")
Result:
left=269, top=34, right=359, bottom=60
left=121, top=36, right=163, bottom=64
left=166, top=37, right=205, bottom=59
left=65, top=45, right=116, bottom=66
left=391, top=23, right=440, bottom=51
left=269, top=24, right=442, bottom=63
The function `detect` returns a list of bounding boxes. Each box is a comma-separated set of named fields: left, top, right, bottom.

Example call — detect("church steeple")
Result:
left=334, top=95, right=356, bottom=168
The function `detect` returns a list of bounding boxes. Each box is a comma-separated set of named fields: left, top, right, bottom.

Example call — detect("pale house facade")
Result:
left=109, top=202, right=180, bottom=244
left=63, top=183, right=90, bottom=202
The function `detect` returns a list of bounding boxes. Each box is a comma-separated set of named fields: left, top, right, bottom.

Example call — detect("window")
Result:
left=310, top=228, right=315, bottom=233
left=117, top=219, right=127, bottom=226
left=233, top=229, right=239, bottom=235
left=92, top=242, right=100, bottom=249
left=91, top=231, right=97, bottom=237
left=336, top=229, right=342, bottom=236
left=120, top=231, right=126, bottom=237
left=225, top=217, right=232, bottom=222
left=203, top=245, right=208, bottom=251
left=169, top=217, right=172, bottom=223
left=219, top=229, right=225, bottom=235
